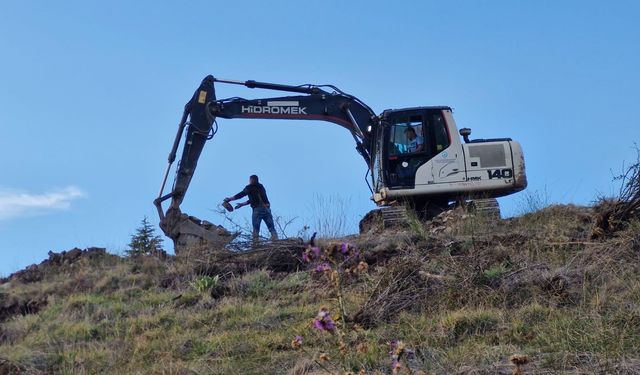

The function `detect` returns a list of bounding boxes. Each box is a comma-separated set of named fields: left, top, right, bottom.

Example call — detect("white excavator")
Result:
left=154, top=75, right=527, bottom=251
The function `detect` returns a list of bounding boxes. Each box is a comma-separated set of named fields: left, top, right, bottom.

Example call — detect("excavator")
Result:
left=154, top=75, right=527, bottom=251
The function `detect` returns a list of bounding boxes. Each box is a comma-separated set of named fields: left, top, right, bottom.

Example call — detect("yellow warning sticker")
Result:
left=197, top=90, right=207, bottom=104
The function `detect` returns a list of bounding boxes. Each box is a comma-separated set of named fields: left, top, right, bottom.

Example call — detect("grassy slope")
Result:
left=1, top=205, right=639, bottom=374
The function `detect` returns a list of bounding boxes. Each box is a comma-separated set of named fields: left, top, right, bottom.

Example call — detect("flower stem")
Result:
left=334, top=269, right=348, bottom=324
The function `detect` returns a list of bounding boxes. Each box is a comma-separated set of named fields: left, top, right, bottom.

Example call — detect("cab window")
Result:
left=388, top=115, right=425, bottom=155
left=431, top=112, right=450, bottom=153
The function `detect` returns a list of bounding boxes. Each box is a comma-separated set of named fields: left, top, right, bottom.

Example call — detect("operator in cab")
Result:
left=224, top=175, right=278, bottom=241
left=405, top=127, right=424, bottom=153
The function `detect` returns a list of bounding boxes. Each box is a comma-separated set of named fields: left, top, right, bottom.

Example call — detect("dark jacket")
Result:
left=232, top=183, right=271, bottom=209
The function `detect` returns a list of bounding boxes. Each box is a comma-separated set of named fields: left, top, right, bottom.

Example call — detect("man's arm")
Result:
left=234, top=200, right=250, bottom=209
left=415, top=136, right=425, bottom=152
left=224, top=188, right=248, bottom=202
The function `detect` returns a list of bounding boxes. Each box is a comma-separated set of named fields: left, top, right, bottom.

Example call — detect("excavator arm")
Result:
left=209, top=78, right=377, bottom=163
left=154, top=75, right=378, bottom=251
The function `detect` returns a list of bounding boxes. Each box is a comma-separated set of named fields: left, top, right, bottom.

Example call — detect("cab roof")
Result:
left=381, top=106, right=452, bottom=116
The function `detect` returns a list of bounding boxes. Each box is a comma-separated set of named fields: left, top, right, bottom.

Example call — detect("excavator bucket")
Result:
left=159, top=207, right=238, bottom=254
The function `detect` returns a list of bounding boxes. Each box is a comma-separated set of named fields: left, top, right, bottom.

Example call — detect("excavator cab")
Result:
left=382, top=108, right=453, bottom=189
left=372, top=106, right=527, bottom=206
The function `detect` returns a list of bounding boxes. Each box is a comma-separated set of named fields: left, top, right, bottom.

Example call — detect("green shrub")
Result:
left=481, top=264, right=508, bottom=285
left=189, top=275, right=219, bottom=294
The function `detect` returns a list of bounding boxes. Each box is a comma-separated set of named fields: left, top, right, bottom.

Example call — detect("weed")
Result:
left=189, top=275, right=220, bottom=294
left=405, top=208, right=427, bottom=239
left=481, top=264, right=508, bottom=286
left=516, top=187, right=550, bottom=215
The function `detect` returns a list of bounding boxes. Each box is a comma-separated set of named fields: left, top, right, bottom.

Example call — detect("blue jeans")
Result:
left=252, top=207, right=277, bottom=239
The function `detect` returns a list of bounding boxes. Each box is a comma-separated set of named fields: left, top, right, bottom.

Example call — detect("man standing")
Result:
left=224, top=175, right=278, bottom=241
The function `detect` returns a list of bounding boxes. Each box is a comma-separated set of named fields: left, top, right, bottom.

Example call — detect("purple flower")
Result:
left=340, top=243, right=349, bottom=254
left=313, top=317, right=336, bottom=331
left=312, top=247, right=322, bottom=257
left=324, top=318, right=336, bottom=331
left=313, top=319, right=325, bottom=330
left=315, top=263, right=332, bottom=273
left=313, top=308, right=336, bottom=331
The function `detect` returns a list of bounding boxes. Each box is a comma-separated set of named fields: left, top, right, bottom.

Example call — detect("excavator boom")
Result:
left=154, top=75, right=379, bottom=251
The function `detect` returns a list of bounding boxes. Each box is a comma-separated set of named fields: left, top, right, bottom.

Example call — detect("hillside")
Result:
left=1, top=204, right=639, bottom=374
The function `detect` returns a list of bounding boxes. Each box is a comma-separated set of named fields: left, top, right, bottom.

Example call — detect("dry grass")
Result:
left=1, top=205, right=639, bottom=374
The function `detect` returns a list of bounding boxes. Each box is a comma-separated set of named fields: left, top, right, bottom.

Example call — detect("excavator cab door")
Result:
left=383, top=111, right=431, bottom=189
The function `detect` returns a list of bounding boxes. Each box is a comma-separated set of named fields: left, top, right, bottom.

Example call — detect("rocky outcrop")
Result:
left=1, top=247, right=107, bottom=285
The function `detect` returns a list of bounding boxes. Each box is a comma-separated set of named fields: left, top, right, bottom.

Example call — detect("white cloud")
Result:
left=0, top=186, right=87, bottom=221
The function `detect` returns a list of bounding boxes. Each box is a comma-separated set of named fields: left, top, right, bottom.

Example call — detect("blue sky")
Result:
left=1, top=1, right=638, bottom=276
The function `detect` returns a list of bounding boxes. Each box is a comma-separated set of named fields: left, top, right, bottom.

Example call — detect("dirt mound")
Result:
left=1, top=247, right=109, bottom=285
left=0, top=247, right=112, bottom=323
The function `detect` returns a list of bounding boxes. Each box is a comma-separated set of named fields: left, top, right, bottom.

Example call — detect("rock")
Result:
left=47, top=250, right=63, bottom=265
left=86, top=247, right=107, bottom=259
left=11, top=265, right=43, bottom=284
left=62, top=248, right=83, bottom=263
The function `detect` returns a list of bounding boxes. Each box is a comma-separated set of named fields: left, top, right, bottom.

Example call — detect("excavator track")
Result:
left=469, top=198, right=501, bottom=219
left=359, top=206, right=409, bottom=233
left=381, top=206, right=409, bottom=228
